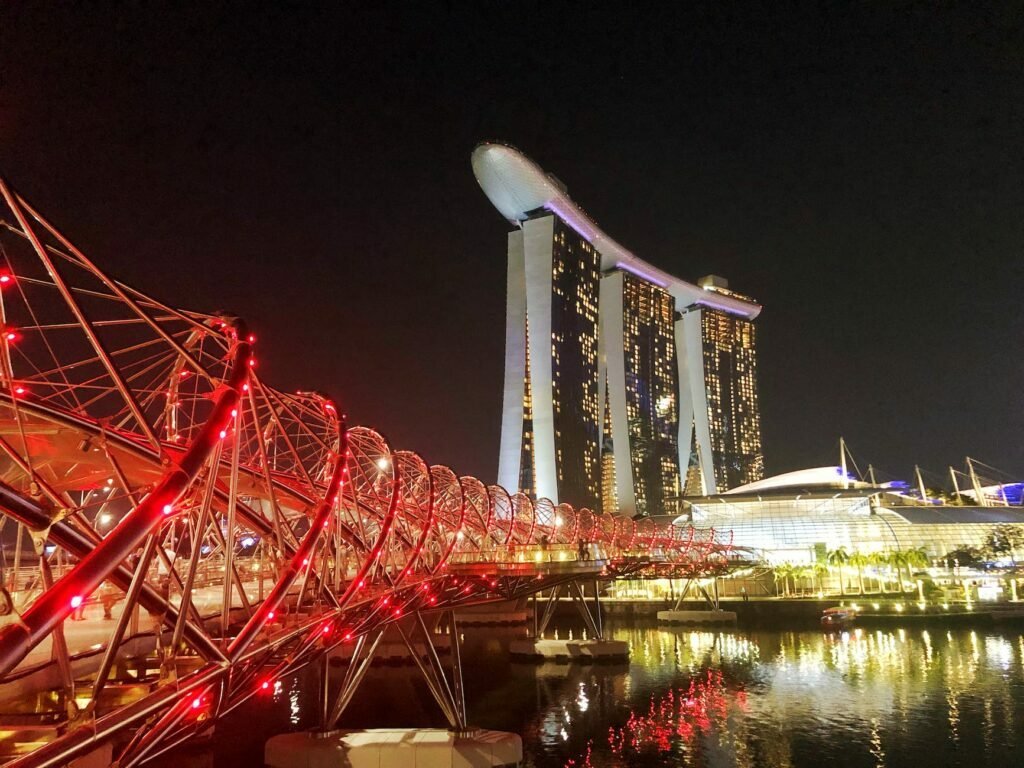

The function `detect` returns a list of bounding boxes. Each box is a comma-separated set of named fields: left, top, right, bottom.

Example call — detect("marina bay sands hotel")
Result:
left=473, top=143, right=765, bottom=517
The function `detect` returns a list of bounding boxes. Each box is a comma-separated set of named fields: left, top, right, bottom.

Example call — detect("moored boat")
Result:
left=821, top=606, right=857, bottom=630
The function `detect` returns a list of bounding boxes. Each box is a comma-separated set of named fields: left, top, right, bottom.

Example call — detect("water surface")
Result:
left=178, top=620, right=1024, bottom=767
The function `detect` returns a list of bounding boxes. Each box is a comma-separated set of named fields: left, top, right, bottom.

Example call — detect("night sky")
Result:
left=1, top=4, right=1021, bottom=487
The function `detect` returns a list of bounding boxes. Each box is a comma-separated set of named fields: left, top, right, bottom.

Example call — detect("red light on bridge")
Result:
left=70, top=595, right=83, bottom=609
left=267, top=610, right=276, bottom=621
left=191, top=696, right=203, bottom=710
left=12, top=385, right=26, bottom=397
left=0, top=273, right=12, bottom=285
left=162, top=504, right=173, bottom=515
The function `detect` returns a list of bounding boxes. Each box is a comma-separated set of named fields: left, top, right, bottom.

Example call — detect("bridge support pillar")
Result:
left=455, top=598, right=529, bottom=626
left=656, top=610, right=737, bottom=625
left=657, top=577, right=737, bottom=624
left=266, top=728, right=522, bottom=768
left=509, top=637, right=628, bottom=662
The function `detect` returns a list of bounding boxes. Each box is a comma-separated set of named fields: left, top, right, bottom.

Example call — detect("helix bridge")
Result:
left=0, top=174, right=736, bottom=766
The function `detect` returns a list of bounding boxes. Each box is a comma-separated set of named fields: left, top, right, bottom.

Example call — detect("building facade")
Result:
left=601, top=270, right=681, bottom=516
left=477, top=142, right=763, bottom=513
left=498, top=214, right=602, bottom=509
left=677, top=275, right=764, bottom=494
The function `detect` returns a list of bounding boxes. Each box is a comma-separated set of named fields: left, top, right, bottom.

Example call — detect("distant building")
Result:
left=670, top=467, right=1024, bottom=565
left=474, top=142, right=763, bottom=512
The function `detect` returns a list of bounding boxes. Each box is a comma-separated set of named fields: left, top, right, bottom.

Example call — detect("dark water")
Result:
left=178, top=620, right=1024, bottom=767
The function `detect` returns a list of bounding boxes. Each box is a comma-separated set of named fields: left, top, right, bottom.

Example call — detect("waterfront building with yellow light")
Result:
left=669, top=466, right=1024, bottom=566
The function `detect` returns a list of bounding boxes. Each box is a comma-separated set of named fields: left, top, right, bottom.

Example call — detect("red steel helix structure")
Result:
left=0, top=175, right=735, bottom=767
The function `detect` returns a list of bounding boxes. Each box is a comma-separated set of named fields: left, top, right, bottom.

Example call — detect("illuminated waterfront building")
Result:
left=473, top=142, right=761, bottom=510
left=672, top=467, right=1024, bottom=565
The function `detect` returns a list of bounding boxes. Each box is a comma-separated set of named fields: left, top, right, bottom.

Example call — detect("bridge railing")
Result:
left=446, top=542, right=610, bottom=566
left=0, top=171, right=738, bottom=768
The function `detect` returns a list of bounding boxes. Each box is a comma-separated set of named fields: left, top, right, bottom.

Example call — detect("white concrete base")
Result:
left=455, top=609, right=529, bottom=626
left=266, top=728, right=522, bottom=768
left=657, top=610, right=737, bottom=625
left=329, top=635, right=450, bottom=665
left=456, top=600, right=529, bottom=626
left=508, top=638, right=629, bottom=662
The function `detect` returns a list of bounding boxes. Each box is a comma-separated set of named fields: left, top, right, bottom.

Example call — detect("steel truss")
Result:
left=0, top=175, right=737, bottom=767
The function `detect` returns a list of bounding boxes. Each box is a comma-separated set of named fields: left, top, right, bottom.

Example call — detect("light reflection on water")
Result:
left=167, top=622, right=1024, bottom=768
left=548, top=624, right=1023, bottom=767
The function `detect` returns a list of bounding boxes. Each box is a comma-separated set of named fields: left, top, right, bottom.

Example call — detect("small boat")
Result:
left=821, top=607, right=857, bottom=630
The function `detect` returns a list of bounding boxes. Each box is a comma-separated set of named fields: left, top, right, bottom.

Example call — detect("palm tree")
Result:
left=773, top=563, right=795, bottom=597
left=868, top=551, right=889, bottom=593
left=907, top=547, right=929, bottom=571
left=905, top=547, right=930, bottom=594
left=848, top=552, right=868, bottom=594
left=827, top=547, right=851, bottom=594
left=812, top=562, right=830, bottom=596
left=889, top=550, right=909, bottom=593
left=794, top=565, right=814, bottom=596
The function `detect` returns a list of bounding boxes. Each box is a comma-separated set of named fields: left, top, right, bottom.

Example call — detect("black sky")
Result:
left=1, top=3, right=1022, bottom=487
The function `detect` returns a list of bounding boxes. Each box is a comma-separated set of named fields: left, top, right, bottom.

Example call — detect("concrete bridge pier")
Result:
left=267, top=611, right=523, bottom=767
left=265, top=728, right=522, bottom=768
left=657, top=576, right=737, bottom=625
left=455, top=597, right=529, bottom=626
left=509, top=580, right=629, bottom=662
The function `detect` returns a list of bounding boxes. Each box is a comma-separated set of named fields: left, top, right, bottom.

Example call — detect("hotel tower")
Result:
left=473, top=143, right=764, bottom=513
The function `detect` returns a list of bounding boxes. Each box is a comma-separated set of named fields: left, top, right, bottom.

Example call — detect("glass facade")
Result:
left=682, top=428, right=705, bottom=496
left=516, top=215, right=601, bottom=508
left=549, top=217, right=601, bottom=508
left=700, top=308, right=764, bottom=491
left=601, top=387, right=617, bottom=514
left=688, top=495, right=1024, bottom=563
left=518, top=317, right=536, bottom=496
left=619, top=273, right=681, bottom=516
